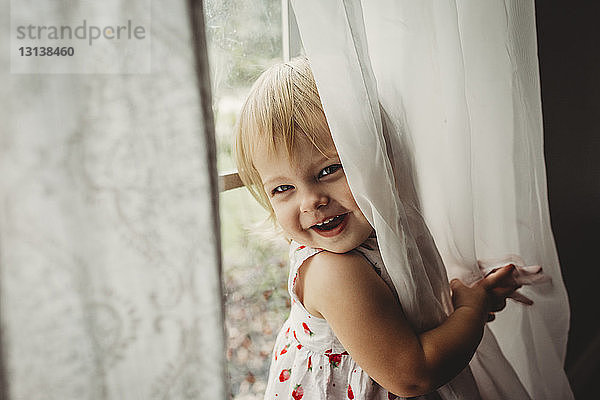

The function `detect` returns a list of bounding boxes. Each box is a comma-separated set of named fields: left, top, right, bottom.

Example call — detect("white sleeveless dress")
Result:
left=263, top=237, right=436, bottom=399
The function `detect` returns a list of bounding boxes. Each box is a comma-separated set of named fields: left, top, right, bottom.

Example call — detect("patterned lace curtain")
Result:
left=291, top=0, right=573, bottom=399
left=0, top=0, right=226, bottom=398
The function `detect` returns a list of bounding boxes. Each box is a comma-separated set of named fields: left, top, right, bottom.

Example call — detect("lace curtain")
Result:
left=291, top=0, right=572, bottom=398
left=0, top=1, right=226, bottom=398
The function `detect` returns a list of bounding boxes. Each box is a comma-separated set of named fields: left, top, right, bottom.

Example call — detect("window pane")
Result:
left=205, top=0, right=283, bottom=172
left=204, top=1, right=288, bottom=399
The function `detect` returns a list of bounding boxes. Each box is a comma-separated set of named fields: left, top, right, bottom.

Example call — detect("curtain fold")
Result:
left=0, top=0, right=226, bottom=398
left=291, top=0, right=572, bottom=399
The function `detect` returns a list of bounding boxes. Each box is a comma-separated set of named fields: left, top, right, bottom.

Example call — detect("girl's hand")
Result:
left=450, top=278, right=487, bottom=315
left=451, top=264, right=530, bottom=322
left=478, top=256, right=550, bottom=305
left=480, top=264, right=522, bottom=311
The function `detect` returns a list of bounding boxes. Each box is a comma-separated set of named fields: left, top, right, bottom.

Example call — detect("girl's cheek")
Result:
left=337, top=181, right=357, bottom=203
left=272, top=204, right=289, bottom=224
left=275, top=205, right=300, bottom=230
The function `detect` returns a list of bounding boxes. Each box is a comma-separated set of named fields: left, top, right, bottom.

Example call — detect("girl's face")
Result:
left=254, top=135, right=373, bottom=253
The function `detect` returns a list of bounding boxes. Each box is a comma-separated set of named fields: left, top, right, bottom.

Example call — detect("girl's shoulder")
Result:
left=289, top=238, right=382, bottom=283
left=291, top=237, right=398, bottom=319
left=289, top=241, right=375, bottom=319
left=301, top=250, right=376, bottom=289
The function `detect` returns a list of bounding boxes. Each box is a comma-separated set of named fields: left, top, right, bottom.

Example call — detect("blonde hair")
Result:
left=235, top=57, right=334, bottom=220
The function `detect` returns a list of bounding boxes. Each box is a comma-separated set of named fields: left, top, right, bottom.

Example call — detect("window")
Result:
left=204, top=1, right=301, bottom=398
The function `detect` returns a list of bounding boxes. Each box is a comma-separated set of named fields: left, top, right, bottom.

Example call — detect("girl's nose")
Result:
left=300, top=189, right=329, bottom=213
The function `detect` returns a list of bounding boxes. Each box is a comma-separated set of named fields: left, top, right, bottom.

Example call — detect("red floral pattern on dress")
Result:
left=280, top=344, right=290, bottom=356
left=302, top=322, right=314, bottom=336
left=347, top=384, right=355, bottom=399
left=324, top=349, right=349, bottom=368
left=292, top=384, right=304, bottom=400
left=279, top=369, right=291, bottom=382
left=308, top=356, right=312, bottom=371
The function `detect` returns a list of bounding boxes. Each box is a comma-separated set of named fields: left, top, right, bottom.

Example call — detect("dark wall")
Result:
left=535, top=1, right=600, bottom=397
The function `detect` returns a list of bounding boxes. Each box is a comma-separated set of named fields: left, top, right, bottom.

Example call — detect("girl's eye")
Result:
left=272, top=184, right=294, bottom=195
left=318, top=164, right=342, bottom=179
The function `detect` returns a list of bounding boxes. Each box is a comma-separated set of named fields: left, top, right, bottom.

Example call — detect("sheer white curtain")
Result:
left=292, top=0, right=572, bottom=399
left=0, top=1, right=226, bottom=398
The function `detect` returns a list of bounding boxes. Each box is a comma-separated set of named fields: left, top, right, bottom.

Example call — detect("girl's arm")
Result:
left=298, top=251, right=520, bottom=397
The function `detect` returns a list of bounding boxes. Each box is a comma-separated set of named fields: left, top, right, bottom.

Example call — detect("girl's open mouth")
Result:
left=311, top=214, right=348, bottom=237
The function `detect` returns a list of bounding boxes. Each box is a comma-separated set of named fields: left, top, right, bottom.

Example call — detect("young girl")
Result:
left=235, top=58, right=528, bottom=399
